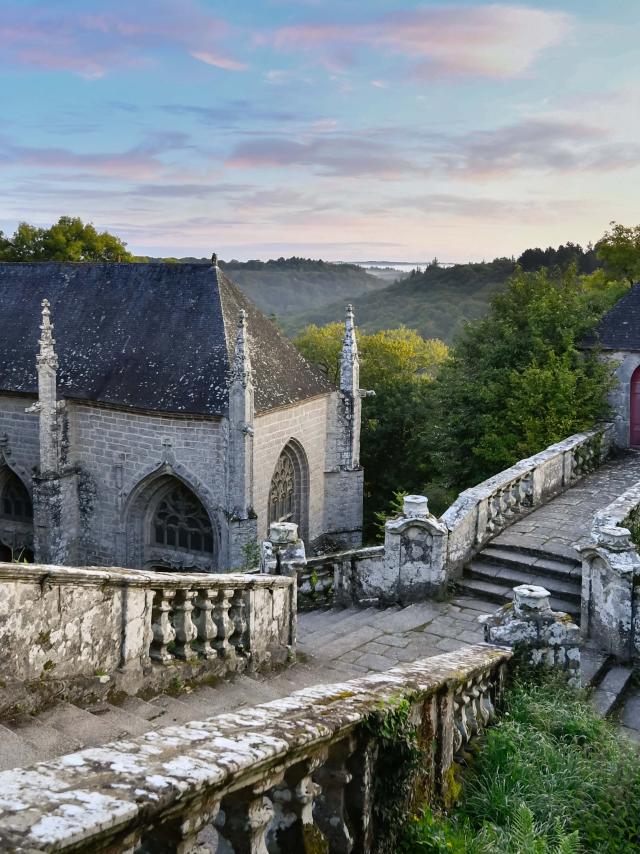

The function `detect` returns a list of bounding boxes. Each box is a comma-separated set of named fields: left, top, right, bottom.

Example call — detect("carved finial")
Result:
left=38, top=298, right=58, bottom=369
left=211, top=252, right=218, bottom=267
left=232, top=309, right=252, bottom=386
left=340, top=303, right=359, bottom=393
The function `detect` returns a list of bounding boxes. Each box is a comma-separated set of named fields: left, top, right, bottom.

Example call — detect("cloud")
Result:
left=266, top=4, right=571, bottom=78
left=159, top=102, right=299, bottom=127
left=440, top=119, right=640, bottom=177
left=0, top=1, right=245, bottom=77
left=227, top=134, right=422, bottom=177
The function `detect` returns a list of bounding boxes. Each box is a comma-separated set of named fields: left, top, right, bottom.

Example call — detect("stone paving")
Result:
left=492, top=451, right=640, bottom=560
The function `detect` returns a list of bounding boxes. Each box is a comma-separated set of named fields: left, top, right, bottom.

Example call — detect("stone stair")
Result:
left=581, top=647, right=640, bottom=739
left=0, top=656, right=359, bottom=773
left=458, top=543, right=582, bottom=620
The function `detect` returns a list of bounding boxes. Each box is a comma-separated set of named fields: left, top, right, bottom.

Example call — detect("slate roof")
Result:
left=0, top=263, right=333, bottom=416
left=585, top=283, right=640, bottom=351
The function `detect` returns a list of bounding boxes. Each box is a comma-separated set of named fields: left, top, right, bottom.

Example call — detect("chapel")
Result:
left=0, top=259, right=364, bottom=570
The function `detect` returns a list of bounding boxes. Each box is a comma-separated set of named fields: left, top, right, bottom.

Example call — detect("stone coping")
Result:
left=442, top=424, right=613, bottom=528
left=593, top=481, right=640, bottom=532
left=304, top=545, right=384, bottom=566
left=0, top=562, right=294, bottom=590
left=0, top=644, right=510, bottom=851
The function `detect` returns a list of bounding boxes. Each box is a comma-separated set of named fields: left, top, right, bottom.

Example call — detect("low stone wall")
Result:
left=291, top=425, right=614, bottom=610
left=0, top=563, right=295, bottom=715
left=0, top=643, right=511, bottom=853
left=580, top=482, right=640, bottom=660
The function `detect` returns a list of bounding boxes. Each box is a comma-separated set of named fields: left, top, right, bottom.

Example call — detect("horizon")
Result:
left=1, top=1, right=638, bottom=261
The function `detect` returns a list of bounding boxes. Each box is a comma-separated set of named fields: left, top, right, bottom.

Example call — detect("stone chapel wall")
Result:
left=65, top=402, right=227, bottom=567
left=253, top=394, right=331, bottom=544
left=0, top=394, right=39, bottom=481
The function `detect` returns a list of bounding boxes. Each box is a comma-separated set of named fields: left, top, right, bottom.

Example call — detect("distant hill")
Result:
left=282, top=258, right=517, bottom=343
left=219, top=258, right=390, bottom=318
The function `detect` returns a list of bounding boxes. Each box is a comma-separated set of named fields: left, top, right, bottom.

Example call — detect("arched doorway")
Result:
left=126, top=473, right=218, bottom=572
left=268, top=440, right=309, bottom=542
left=0, top=468, right=34, bottom=562
left=631, top=366, right=640, bottom=447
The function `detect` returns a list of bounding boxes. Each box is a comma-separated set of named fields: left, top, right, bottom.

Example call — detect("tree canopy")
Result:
left=595, top=221, right=640, bottom=285
left=0, top=217, right=133, bottom=262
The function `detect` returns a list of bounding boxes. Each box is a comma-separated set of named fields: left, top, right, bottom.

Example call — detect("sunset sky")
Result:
left=1, top=1, right=639, bottom=261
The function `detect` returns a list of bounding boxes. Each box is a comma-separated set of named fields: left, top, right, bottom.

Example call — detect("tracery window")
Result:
left=1, top=475, right=32, bottom=521
left=152, top=484, right=214, bottom=554
left=269, top=451, right=296, bottom=525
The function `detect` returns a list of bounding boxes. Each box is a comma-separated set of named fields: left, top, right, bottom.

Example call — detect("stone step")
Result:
left=0, top=724, right=39, bottom=772
left=590, top=665, right=634, bottom=717
left=580, top=649, right=610, bottom=688
left=491, top=539, right=581, bottom=566
left=38, top=701, right=139, bottom=748
left=300, top=608, right=380, bottom=642
left=476, top=545, right=581, bottom=579
left=619, top=687, right=640, bottom=735
left=86, top=703, right=152, bottom=738
left=5, top=713, right=83, bottom=762
left=456, top=577, right=580, bottom=620
left=466, top=561, right=581, bottom=603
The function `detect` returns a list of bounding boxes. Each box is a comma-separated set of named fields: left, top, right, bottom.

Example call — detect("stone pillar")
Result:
left=227, top=307, right=258, bottom=567
left=261, top=521, right=306, bottom=577
left=381, top=494, right=449, bottom=604
left=579, top=525, right=639, bottom=661
left=324, top=306, right=370, bottom=549
left=481, top=584, right=581, bottom=683
left=34, top=299, right=61, bottom=475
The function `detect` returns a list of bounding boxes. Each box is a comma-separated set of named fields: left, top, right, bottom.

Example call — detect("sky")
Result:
left=1, top=0, right=639, bottom=261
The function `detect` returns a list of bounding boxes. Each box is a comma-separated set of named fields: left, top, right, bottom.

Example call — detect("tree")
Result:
left=596, top=221, right=640, bottom=284
left=0, top=217, right=133, bottom=262
left=295, top=323, right=450, bottom=537
left=431, top=266, right=617, bottom=489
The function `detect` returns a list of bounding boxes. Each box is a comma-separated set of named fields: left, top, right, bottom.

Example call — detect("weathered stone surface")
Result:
left=0, top=644, right=510, bottom=853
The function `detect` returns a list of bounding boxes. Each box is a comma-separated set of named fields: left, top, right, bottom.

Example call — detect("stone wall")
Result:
left=605, top=351, right=640, bottom=448
left=0, top=394, right=39, bottom=490
left=0, top=644, right=511, bottom=853
left=0, top=562, right=295, bottom=715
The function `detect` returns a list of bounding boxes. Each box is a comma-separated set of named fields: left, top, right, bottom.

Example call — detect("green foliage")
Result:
left=401, top=673, right=640, bottom=854
left=432, top=266, right=619, bottom=488
left=0, top=217, right=133, bottom=262
left=240, top=538, right=261, bottom=570
left=596, top=221, right=640, bottom=284
left=286, top=257, right=515, bottom=344
left=364, top=697, right=424, bottom=854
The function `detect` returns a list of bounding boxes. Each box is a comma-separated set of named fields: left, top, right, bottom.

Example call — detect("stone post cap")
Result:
left=403, top=495, right=429, bottom=518
left=513, top=584, right=551, bottom=615
left=595, top=525, right=632, bottom=551
left=269, top=521, right=298, bottom=544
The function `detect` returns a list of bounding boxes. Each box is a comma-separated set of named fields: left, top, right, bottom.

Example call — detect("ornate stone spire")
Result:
left=232, top=309, right=253, bottom=388
left=37, top=299, right=58, bottom=370
left=339, top=303, right=359, bottom=394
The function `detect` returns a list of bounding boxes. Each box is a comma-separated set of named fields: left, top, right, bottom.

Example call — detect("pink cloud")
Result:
left=0, top=1, right=246, bottom=77
left=267, top=4, right=572, bottom=78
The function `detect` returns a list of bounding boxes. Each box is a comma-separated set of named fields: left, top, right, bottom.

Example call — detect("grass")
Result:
left=400, top=672, right=640, bottom=853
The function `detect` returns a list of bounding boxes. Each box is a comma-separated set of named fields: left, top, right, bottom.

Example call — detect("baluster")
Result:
left=313, top=736, right=356, bottom=853
left=230, top=588, right=248, bottom=655
left=137, top=794, right=220, bottom=853
left=272, top=752, right=329, bottom=853
left=503, top=482, right=516, bottom=520
left=453, top=689, right=471, bottom=759
left=150, top=588, right=176, bottom=663
left=193, top=587, right=217, bottom=659
left=221, top=775, right=281, bottom=854
left=520, top=473, right=533, bottom=507
left=173, top=589, right=198, bottom=660
left=214, top=587, right=235, bottom=659
left=476, top=675, right=492, bottom=727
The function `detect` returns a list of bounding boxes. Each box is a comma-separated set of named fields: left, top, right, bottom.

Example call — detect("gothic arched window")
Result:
left=269, top=451, right=296, bottom=524
left=268, top=440, right=309, bottom=540
left=1, top=474, right=32, bottom=521
left=152, top=483, right=214, bottom=554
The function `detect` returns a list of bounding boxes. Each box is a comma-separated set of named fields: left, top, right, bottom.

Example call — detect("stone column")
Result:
left=261, top=521, right=306, bottom=577
left=481, top=584, right=581, bottom=683
left=579, top=525, right=639, bottom=661
left=226, top=307, right=258, bottom=567
left=381, top=495, right=449, bottom=604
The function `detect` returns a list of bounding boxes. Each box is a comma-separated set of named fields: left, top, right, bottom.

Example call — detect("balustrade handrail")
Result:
left=442, top=424, right=613, bottom=528
left=0, top=643, right=511, bottom=853
left=0, top=561, right=293, bottom=589
left=592, top=481, right=640, bottom=534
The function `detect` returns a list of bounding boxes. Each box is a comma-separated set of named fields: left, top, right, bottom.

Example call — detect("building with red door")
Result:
left=588, top=283, right=640, bottom=448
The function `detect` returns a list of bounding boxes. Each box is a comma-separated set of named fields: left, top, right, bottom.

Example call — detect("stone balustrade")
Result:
left=283, top=426, right=613, bottom=611
left=0, top=643, right=511, bottom=853
left=580, top=481, right=640, bottom=660
left=0, top=563, right=295, bottom=715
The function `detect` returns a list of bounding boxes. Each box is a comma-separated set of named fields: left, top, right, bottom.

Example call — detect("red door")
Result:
left=631, top=366, right=640, bottom=446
